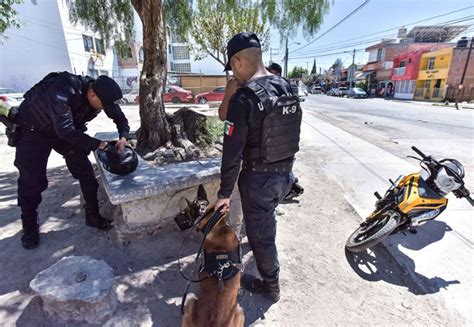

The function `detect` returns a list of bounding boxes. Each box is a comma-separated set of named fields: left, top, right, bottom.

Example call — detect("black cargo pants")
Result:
left=238, top=171, right=294, bottom=282
left=14, top=129, right=98, bottom=222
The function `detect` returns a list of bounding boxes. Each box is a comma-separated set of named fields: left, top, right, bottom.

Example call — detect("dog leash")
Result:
left=179, top=207, right=225, bottom=314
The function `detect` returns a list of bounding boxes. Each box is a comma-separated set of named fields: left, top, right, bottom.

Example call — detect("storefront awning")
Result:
left=355, top=71, right=374, bottom=80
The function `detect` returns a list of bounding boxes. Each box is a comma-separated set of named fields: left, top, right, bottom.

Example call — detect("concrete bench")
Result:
left=93, top=132, right=221, bottom=241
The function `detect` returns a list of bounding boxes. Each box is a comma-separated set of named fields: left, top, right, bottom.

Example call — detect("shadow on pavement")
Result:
left=345, top=220, right=460, bottom=295
left=0, top=164, right=258, bottom=326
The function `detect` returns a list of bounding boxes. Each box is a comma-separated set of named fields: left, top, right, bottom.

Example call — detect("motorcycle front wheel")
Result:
left=345, top=210, right=399, bottom=252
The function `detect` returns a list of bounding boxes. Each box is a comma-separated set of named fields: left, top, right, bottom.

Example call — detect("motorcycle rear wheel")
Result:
left=345, top=210, right=399, bottom=252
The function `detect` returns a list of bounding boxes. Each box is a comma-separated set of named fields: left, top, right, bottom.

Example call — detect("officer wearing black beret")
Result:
left=214, top=33, right=302, bottom=303
left=14, top=72, right=130, bottom=249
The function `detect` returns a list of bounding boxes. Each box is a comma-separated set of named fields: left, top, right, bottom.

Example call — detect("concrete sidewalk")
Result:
left=303, top=110, right=473, bottom=324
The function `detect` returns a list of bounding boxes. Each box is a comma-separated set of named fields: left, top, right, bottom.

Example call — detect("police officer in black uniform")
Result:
left=215, top=33, right=301, bottom=303
left=14, top=72, right=129, bottom=249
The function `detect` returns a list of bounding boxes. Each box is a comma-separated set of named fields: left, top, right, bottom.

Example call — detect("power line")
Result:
left=288, top=17, right=474, bottom=59
left=292, top=5, right=474, bottom=55
left=289, top=49, right=364, bottom=61
left=293, top=16, right=474, bottom=57
left=292, top=0, right=370, bottom=54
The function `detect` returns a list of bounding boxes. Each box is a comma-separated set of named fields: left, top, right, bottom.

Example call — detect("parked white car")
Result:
left=121, top=89, right=139, bottom=104
left=0, top=87, right=24, bottom=108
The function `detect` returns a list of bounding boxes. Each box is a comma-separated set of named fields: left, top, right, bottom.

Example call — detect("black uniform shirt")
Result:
left=218, top=75, right=294, bottom=199
left=19, top=72, right=129, bottom=152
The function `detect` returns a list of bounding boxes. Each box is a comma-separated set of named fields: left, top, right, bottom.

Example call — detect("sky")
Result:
left=264, top=0, right=474, bottom=74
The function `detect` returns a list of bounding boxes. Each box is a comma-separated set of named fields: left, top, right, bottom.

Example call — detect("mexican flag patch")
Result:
left=224, top=120, right=234, bottom=136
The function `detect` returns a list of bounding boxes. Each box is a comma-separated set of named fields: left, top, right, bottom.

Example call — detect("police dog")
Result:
left=181, top=203, right=244, bottom=326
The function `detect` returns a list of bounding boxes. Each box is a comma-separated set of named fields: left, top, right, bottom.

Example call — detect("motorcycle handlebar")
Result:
left=411, top=146, right=427, bottom=159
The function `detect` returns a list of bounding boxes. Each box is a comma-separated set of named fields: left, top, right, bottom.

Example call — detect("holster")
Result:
left=0, top=109, right=21, bottom=147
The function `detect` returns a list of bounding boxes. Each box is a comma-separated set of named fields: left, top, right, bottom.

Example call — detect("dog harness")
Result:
left=203, top=246, right=243, bottom=290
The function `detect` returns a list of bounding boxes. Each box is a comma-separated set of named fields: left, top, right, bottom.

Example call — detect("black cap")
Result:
left=224, top=32, right=261, bottom=71
left=92, top=75, right=123, bottom=110
left=266, top=63, right=282, bottom=75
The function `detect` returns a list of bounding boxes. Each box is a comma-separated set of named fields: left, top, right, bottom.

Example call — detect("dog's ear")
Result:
left=197, top=184, right=208, bottom=203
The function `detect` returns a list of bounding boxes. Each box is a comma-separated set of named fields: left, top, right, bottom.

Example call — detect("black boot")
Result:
left=84, top=203, right=113, bottom=230
left=241, top=274, right=280, bottom=303
left=21, top=213, right=40, bottom=249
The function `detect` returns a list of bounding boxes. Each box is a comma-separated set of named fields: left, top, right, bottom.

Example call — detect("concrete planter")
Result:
left=94, top=132, right=221, bottom=242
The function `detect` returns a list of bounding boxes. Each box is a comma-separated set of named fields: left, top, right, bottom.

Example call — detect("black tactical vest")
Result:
left=244, top=79, right=302, bottom=164
left=21, top=72, right=96, bottom=131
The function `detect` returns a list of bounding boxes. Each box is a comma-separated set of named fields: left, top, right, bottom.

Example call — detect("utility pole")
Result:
left=351, top=48, right=356, bottom=88
left=455, top=37, right=473, bottom=110
left=284, top=38, right=289, bottom=78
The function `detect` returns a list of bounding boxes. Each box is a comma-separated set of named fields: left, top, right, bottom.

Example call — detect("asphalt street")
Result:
left=301, top=94, right=474, bottom=324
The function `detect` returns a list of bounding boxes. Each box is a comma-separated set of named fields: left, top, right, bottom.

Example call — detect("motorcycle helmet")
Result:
left=434, top=159, right=464, bottom=194
left=97, top=141, right=138, bottom=175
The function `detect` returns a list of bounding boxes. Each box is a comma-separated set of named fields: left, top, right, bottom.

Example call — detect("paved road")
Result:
left=301, top=94, right=473, bottom=324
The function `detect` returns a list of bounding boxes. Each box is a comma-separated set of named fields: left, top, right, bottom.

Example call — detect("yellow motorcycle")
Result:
left=346, top=146, right=473, bottom=252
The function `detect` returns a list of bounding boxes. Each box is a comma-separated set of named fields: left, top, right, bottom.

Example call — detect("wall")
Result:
left=446, top=47, right=474, bottom=102
left=0, top=0, right=116, bottom=92
left=57, top=1, right=115, bottom=77
left=180, top=75, right=227, bottom=95
left=0, top=0, right=71, bottom=91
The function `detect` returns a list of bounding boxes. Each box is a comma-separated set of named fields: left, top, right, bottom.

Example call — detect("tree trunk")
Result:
left=132, top=0, right=171, bottom=151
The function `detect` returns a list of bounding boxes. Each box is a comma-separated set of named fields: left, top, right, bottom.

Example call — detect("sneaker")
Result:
left=241, top=274, right=280, bottom=303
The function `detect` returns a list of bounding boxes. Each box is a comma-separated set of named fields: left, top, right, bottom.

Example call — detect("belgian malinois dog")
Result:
left=181, top=202, right=244, bottom=326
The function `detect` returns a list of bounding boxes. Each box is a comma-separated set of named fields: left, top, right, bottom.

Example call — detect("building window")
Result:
left=172, top=46, right=190, bottom=60
left=172, top=63, right=191, bottom=72
left=120, top=46, right=133, bottom=59
left=399, top=61, right=406, bottom=68
left=95, top=38, right=106, bottom=55
left=83, top=35, right=94, bottom=52
left=376, top=48, right=384, bottom=61
left=168, top=44, right=172, bottom=54
left=138, top=47, right=144, bottom=63
left=427, top=57, right=435, bottom=70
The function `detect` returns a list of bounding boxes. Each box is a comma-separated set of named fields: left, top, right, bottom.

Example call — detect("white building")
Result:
left=0, top=1, right=226, bottom=93
left=0, top=0, right=119, bottom=92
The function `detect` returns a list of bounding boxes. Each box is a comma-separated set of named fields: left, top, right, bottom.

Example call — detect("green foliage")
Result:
left=331, top=57, right=343, bottom=69
left=311, top=58, right=316, bottom=74
left=288, top=66, right=307, bottom=79
left=189, top=0, right=270, bottom=67
left=67, top=0, right=134, bottom=46
left=356, top=81, right=366, bottom=90
left=196, top=115, right=224, bottom=146
left=0, top=0, right=23, bottom=41
left=260, top=0, right=331, bottom=40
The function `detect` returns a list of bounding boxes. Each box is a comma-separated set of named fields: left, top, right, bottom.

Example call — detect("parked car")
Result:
left=0, top=87, right=23, bottom=108
left=121, top=89, right=139, bottom=104
left=338, top=87, right=349, bottom=97
left=326, top=88, right=341, bottom=96
left=347, top=87, right=367, bottom=98
left=164, top=85, right=193, bottom=103
left=310, top=86, right=323, bottom=94
left=194, top=86, right=225, bottom=104
left=134, top=85, right=193, bottom=104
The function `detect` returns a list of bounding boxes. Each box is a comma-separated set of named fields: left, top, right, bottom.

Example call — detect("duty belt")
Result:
left=242, top=160, right=293, bottom=173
